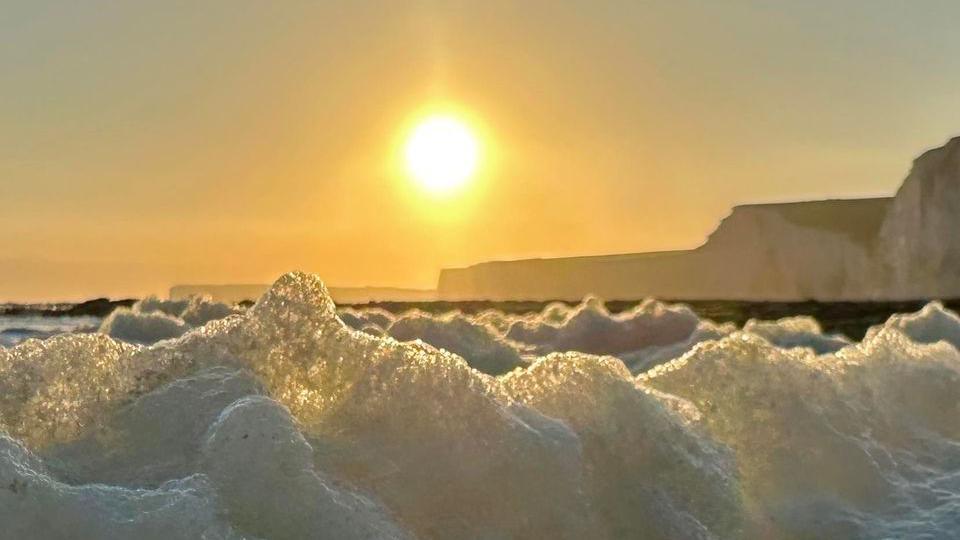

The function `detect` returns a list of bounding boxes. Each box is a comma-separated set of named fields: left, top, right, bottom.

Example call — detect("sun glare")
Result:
left=404, top=115, right=479, bottom=194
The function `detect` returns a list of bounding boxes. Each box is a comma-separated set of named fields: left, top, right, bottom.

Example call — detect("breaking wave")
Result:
left=99, top=295, right=242, bottom=345
left=4, top=273, right=960, bottom=538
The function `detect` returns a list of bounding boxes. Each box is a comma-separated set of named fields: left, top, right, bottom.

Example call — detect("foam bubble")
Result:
left=6, top=273, right=960, bottom=538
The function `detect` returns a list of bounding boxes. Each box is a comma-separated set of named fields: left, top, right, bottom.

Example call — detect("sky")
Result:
left=3, top=0, right=960, bottom=301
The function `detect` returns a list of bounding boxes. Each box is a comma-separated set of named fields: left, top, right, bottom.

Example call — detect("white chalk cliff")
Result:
left=879, top=136, right=960, bottom=298
left=440, top=137, right=960, bottom=301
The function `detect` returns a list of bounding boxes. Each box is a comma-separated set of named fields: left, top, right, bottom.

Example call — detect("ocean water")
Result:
left=3, top=273, right=960, bottom=539
left=0, top=315, right=100, bottom=347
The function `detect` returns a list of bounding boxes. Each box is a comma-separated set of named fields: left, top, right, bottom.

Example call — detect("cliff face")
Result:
left=439, top=137, right=960, bottom=301
left=694, top=199, right=889, bottom=300
left=439, top=198, right=890, bottom=301
left=438, top=251, right=713, bottom=301
left=879, top=137, right=960, bottom=298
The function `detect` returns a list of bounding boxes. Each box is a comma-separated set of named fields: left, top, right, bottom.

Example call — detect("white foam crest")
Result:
left=386, top=310, right=528, bottom=374
left=469, top=308, right=519, bottom=334
left=179, top=296, right=243, bottom=327
left=1, top=435, right=243, bottom=539
left=0, top=334, right=141, bottom=447
left=743, top=315, right=852, bottom=354
left=134, top=295, right=191, bottom=318
left=199, top=395, right=411, bottom=539
left=502, top=352, right=742, bottom=538
left=99, top=295, right=243, bottom=345
left=99, top=307, right=189, bottom=344
left=42, top=367, right=263, bottom=486
left=506, top=296, right=701, bottom=356
left=619, top=319, right=737, bottom=374
left=643, top=328, right=960, bottom=538
left=135, top=273, right=596, bottom=537
left=866, top=300, right=960, bottom=349
left=338, top=306, right=395, bottom=332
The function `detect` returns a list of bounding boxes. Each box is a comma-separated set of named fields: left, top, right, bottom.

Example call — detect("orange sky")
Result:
left=3, top=1, right=960, bottom=301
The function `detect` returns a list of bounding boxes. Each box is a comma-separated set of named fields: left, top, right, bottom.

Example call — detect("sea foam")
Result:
left=3, top=272, right=960, bottom=538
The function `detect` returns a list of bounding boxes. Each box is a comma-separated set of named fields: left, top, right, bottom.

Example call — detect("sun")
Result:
left=404, top=115, right=479, bottom=194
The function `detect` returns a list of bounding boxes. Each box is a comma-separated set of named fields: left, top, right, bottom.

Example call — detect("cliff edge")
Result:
left=439, top=137, right=960, bottom=301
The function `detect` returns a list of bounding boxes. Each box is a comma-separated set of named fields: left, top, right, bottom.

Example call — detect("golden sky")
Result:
left=3, top=1, right=960, bottom=301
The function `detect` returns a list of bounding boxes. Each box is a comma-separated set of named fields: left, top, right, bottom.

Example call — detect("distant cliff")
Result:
left=438, top=138, right=960, bottom=301
left=439, top=198, right=890, bottom=300
left=693, top=198, right=890, bottom=300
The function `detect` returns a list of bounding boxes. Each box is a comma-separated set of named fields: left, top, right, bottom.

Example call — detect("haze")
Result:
left=4, top=1, right=960, bottom=301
